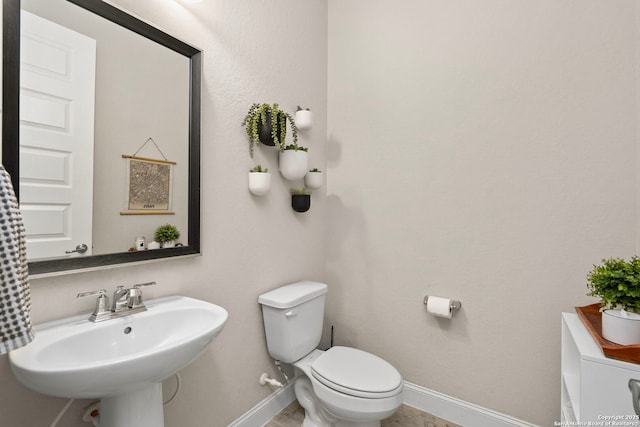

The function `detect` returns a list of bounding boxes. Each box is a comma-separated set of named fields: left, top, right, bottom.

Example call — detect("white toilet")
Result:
left=258, top=281, right=403, bottom=427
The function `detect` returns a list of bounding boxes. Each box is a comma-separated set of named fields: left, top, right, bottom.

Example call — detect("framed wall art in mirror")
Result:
left=2, top=0, right=201, bottom=275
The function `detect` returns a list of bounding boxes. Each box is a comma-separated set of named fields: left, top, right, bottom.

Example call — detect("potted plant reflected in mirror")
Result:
left=304, top=168, right=323, bottom=189
left=154, top=224, right=181, bottom=248
left=290, top=188, right=311, bottom=213
left=587, top=256, right=640, bottom=345
left=295, top=106, right=313, bottom=131
left=279, top=144, right=309, bottom=181
left=248, top=164, right=271, bottom=196
left=241, top=103, right=298, bottom=158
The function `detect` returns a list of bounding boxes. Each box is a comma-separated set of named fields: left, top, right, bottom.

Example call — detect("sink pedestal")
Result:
left=100, top=383, right=164, bottom=427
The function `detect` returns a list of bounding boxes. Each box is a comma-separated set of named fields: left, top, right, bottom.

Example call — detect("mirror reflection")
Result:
left=2, top=0, right=201, bottom=275
left=21, top=0, right=189, bottom=260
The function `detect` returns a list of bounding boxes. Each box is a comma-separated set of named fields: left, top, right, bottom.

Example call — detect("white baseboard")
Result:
left=227, top=380, right=539, bottom=427
left=227, top=382, right=295, bottom=427
left=403, top=381, right=539, bottom=427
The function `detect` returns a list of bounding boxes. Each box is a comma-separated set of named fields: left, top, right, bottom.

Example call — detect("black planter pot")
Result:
left=257, top=112, right=286, bottom=146
left=291, top=194, right=311, bottom=213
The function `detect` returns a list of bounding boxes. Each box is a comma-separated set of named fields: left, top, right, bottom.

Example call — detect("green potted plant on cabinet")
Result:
left=587, top=256, right=640, bottom=345
left=241, top=103, right=298, bottom=157
left=248, top=164, right=271, bottom=196
left=154, top=224, right=181, bottom=248
left=290, top=188, right=312, bottom=213
left=279, top=144, right=309, bottom=181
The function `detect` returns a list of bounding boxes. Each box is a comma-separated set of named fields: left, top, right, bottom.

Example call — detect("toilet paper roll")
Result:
left=426, top=296, right=452, bottom=319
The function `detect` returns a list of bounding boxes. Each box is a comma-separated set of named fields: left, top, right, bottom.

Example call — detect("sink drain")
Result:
left=123, top=327, right=132, bottom=334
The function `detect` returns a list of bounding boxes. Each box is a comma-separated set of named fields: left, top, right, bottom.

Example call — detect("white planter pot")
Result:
left=161, top=240, right=176, bottom=248
left=602, top=309, right=640, bottom=345
left=279, top=150, right=308, bottom=181
left=295, top=110, right=313, bottom=130
left=304, top=171, right=323, bottom=189
left=248, top=172, right=271, bottom=196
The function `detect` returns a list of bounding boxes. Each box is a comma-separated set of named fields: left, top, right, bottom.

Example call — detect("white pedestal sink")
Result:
left=9, top=295, right=228, bottom=427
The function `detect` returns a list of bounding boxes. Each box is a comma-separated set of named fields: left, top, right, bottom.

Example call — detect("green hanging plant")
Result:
left=241, top=103, right=298, bottom=157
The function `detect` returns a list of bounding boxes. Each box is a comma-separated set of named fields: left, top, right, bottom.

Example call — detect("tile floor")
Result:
left=265, top=401, right=462, bottom=427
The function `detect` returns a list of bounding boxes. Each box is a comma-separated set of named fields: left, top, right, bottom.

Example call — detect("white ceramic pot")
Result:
left=295, top=110, right=313, bottom=130
left=161, top=240, right=176, bottom=248
left=304, top=171, right=323, bottom=189
left=248, top=172, right=272, bottom=196
left=279, top=150, right=308, bottom=181
left=601, top=309, right=640, bottom=345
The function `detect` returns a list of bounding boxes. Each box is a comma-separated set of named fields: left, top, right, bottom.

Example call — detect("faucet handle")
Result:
left=133, top=281, right=156, bottom=289
left=128, top=282, right=156, bottom=309
left=77, top=289, right=111, bottom=322
left=77, top=288, right=108, bottom=299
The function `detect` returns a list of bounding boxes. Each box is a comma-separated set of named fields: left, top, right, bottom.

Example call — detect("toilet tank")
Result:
left=258, top=281, right=327, bottom=363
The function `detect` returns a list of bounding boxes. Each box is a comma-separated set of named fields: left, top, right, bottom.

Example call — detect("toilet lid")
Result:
left=311, top=346, right=402, bottom=398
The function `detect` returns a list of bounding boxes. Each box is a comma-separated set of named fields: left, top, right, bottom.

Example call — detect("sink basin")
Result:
left=9, top=295, right=228, bottom=427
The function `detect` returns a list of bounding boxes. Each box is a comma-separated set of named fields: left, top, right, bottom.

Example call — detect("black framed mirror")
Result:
left=2, top=0, right=201, bottom=275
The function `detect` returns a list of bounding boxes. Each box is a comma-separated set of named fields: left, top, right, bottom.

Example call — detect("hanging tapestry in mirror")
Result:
left=121, top=138, right=175, bottom=215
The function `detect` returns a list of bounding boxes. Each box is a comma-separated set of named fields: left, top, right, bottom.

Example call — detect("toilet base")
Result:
left=303, top=416, right=379, bottom=427
left=295, top=376, right=381, bottom=427
left=334, top=421, right=380, bottom=427
left=296, top=375, right=334, bottom=427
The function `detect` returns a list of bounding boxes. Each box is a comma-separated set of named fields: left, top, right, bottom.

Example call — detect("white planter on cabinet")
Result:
left=601, top=309, right=640, bottom=345
left=248, top=172, right=272, bottom=196
left=279, top=150, right=308, bottom=181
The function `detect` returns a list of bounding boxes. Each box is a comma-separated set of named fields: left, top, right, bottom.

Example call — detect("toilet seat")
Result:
left=311, top=346, right=403, bottom=399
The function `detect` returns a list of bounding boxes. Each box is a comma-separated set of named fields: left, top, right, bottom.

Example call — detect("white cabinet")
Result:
left=561, top=313, right=640, bottom=424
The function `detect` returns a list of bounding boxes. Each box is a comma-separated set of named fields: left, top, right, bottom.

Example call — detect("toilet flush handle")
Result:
left=285, top=310, right=297, bottom=318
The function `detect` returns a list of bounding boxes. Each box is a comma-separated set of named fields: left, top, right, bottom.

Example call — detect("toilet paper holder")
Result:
left=423, top=296, right=462, bottom=312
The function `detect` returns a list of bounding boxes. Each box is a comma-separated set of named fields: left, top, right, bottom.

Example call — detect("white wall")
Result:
left=2, top=1, right=639, bottom=426
left=0, top=0, right=327, bottom=426
left=326, top=1, right=637, bottom=426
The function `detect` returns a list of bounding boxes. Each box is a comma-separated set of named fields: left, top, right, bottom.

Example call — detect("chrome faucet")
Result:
left=111, top=286, right=131, bottom=312
left=77, top=282, right=157, bottom=322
